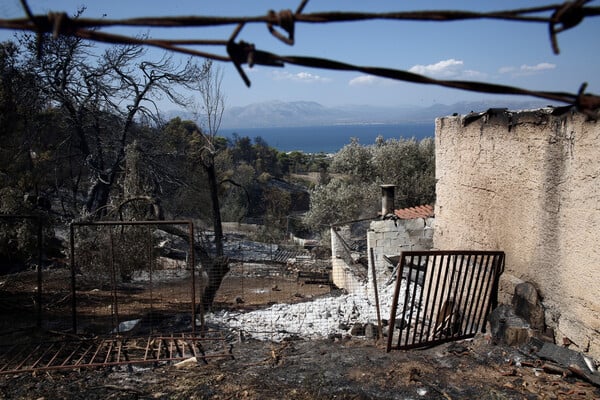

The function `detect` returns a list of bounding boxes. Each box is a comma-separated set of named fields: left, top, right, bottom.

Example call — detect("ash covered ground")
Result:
left=1, top=262, right=599, bottom=399
left=2, top=335, right=599, bottom=400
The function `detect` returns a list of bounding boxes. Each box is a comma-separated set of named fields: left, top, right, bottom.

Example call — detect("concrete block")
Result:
left=404, top=218, right=425, bottom=231
left=423, top=228, right=434, bottom=239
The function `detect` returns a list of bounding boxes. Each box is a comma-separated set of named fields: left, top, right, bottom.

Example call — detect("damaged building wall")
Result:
left=366, top=218, right=434, bottom=298
left=331, top=225, right=368, bottom=296
left=434, top=109, right=600, bottom=358
left=330, top=217, right=433, bottom=295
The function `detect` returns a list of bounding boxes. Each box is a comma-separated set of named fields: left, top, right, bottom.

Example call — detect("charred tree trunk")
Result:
left=200, top=256, right=229, bottom=310
left=85, top=177, right=111, bottom=217
left=200, top=157, right=229, bottom=311
left=206, top=161, right=223, bottom=257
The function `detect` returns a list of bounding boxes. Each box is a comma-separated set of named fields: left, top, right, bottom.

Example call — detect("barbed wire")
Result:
left=2, top=0, right=599, bottom=115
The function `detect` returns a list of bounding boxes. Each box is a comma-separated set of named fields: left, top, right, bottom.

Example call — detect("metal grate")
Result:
left=386, top=251, right=504, bottom=351
left=0, top=333, right=233, bottom=375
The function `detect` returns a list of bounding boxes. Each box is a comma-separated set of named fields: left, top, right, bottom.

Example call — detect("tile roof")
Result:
left=394, top=204, right=434, bottom=220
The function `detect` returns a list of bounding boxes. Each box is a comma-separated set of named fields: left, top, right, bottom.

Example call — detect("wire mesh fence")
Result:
left=0, top=215, right=44, bottom=334
left=69, top=221, right=198, bottom=337
left=0, top=217, right=343, bottom=342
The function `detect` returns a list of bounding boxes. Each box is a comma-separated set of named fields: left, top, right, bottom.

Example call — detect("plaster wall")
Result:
left=434, top=109, right=600, bottom=358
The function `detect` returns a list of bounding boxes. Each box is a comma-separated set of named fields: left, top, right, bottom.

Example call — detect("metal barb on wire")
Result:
left=549, top=0, right=588, bottom=54
left=266, top=0, right=310, bottom=45
left=267, top=9, right=295, bottom=45
left=226, top=40, right=252, bottom=87
left=575, top=83, right=600, bottom=119
left=295, top=0, right=310, bottom=15
left=19, top=0, right=44, bottom=58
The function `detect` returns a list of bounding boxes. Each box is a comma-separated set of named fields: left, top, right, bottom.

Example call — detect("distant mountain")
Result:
left=165, top=99, right=551, bottom=129
left=222, top=100, right=352, bottom=128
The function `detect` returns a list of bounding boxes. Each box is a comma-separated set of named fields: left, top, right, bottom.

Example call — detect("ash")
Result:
left=207, top=279, right=418, bottom=341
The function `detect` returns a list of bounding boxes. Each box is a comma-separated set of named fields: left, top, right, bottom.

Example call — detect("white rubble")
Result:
left=207, top=279, right=420, bottom=341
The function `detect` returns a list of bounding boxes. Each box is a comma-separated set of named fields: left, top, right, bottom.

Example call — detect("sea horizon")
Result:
left=220, top=122, right=435, bottom=154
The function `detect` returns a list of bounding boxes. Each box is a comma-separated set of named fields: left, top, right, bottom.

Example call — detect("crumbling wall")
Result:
left=366, top=218, right=434, bottom=299
left=434, top=109, right=600, bottom=358
left=331, top=225, right=367, bottom=295
left=330, top=218, right=433, bottom=296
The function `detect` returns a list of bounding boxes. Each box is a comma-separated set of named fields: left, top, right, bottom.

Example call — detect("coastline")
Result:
left=220, top=122, right=434, bottom=153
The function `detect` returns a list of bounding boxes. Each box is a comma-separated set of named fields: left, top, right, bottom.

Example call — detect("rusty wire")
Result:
left=1, top=1, right=600, bottom=114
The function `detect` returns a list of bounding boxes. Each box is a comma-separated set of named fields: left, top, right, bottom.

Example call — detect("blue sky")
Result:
left=1, top=1, right=599, bottom=109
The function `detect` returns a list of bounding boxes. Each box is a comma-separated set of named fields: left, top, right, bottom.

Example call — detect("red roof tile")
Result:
left=394, top=204, right=434, bottom=220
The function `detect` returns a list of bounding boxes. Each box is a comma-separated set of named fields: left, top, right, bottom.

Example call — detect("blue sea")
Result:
left=220, top=123, right=434, bottom=154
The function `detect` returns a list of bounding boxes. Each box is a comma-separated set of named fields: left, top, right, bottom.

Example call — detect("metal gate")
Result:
left=0, top=333, right=233, bottom=375
left=386, top=250, right=504, bottom=351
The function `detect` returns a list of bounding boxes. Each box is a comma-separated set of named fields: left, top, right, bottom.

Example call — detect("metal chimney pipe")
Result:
left=380, top=184, right=396, bottom=218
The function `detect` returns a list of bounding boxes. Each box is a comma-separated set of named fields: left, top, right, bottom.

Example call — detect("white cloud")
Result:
left=348, top=75, right=401, bottom=86
left=498, top=66, right=516, bottom=74
left=348, top=75, right=377, bottom=86
left=409, top=59, right=464, bottom=77
left=272, top=70, right=331, bottom=83
left=499, top=62, right=556, bottom=76
left=520, top=62, right=556, bottom=72
left=462, top=69, right=488, bottom=79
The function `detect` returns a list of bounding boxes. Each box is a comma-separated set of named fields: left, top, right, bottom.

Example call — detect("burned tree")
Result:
left=194, top=61, right=230, bottom=310
left=18, top=18, right=207, bottom=218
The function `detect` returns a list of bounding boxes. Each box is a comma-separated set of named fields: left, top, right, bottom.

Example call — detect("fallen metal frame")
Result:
left=387, top=250, right=504, bottom=351
left=0, top=333, right=233, bottom=375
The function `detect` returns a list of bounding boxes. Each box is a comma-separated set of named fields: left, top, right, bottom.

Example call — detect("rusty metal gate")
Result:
left=0, top=333, right=233, bottom=375
left=386, top=250, right=504, bottom=351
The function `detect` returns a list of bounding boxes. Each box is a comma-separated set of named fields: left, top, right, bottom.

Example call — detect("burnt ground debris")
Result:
left=1, top=266, right=600, bottom=399
left=1, top=336, right=600, bottom=399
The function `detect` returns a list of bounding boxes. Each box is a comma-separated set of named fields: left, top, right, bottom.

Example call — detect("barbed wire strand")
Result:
left=7, top=3, right=600, bottom=30
left=2, top=1, right=599, bottom=115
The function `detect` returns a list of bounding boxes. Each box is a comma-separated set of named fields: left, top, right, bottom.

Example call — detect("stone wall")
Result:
left=434, top=109, right=600, bottom=358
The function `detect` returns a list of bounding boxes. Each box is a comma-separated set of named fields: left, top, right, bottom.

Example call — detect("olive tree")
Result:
left=304, top=135, right=435, bottom=230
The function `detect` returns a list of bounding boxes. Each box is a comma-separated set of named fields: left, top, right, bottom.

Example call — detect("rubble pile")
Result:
left=207, top=278, right=417, bottom=341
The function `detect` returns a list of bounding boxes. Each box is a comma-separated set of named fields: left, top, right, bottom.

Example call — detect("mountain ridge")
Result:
left=165, top=99, right=551, bottom=129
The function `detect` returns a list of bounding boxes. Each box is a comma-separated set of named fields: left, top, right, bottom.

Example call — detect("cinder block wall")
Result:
left=330, top=218, right=433, bottom=297
left=366, top=218, right=433, bottom=300
left=434, top=109, right=600, bottom=358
